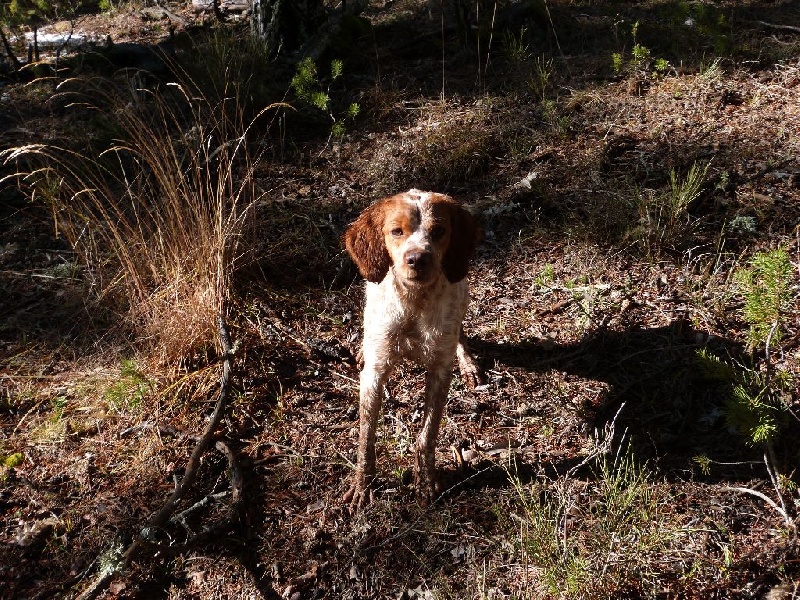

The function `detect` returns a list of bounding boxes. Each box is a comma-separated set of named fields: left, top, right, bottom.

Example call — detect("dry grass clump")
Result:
left=411, top=109, right=496, bottom=185
left=366, top=100, right=502, bottom=190
left=2, top=74, right=274, bottom=365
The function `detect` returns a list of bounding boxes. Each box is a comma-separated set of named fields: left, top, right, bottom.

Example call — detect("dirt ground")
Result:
left=1, top=1, right=799, bottom=598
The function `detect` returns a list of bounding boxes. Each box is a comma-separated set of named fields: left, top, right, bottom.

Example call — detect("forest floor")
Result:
left=1, top=1, right=800, bottom=598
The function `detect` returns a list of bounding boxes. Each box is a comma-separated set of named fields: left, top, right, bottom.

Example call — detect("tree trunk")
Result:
left=250, top=0, right=326, bottom=57
left=0, top=27, right=21, bottom=70
left=250, top=0, right=369, bottom=58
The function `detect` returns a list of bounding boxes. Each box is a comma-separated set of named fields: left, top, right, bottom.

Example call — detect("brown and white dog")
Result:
left=343, top=189, right=481, bottom=508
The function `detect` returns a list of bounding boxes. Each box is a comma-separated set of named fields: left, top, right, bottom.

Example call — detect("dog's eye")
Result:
left=391, top=227, right=404, bottom=237
left=431, top=225, right=446, bottom=240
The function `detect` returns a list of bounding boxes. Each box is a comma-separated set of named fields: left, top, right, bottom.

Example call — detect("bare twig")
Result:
left=763, top=319, right=780, bottom=381
left=543, top=0, right=570, bottom=75
left=566, top=402, right=627, bottom=477
left=75, top=315, right=236, bottom=600
left=215, top=439, right=243, bottom=506
left=183, top=440, right=244, bottom=544
left=53, top=19, right=76, bottom=83
left=722, top=485, right=794, bottom=530
left=763, top=448, right=795, bottom=531
left=171, top=491, right=230, bottom=532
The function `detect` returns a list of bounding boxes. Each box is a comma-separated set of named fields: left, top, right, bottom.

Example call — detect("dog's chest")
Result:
left=363, top=276, right=466, bottom=362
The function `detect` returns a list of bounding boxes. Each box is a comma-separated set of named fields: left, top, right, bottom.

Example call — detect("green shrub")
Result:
left=727, top=375, right=781, bottom=445
left=612, top=21, right=671, bottom=79
left=721, top=248, right=794, bottom=448
left=612, top=52, right=624, bottom=74
left=2, top=452, right=24, bottom=468
left=735, top=248, right=793, bottom=351
left=291, top=57, right=359, bottom=137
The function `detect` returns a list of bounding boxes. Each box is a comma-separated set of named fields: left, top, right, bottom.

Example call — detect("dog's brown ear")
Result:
left=442, top=203, right=481, bottom=283
left=344, top=200, right=392, bottom=283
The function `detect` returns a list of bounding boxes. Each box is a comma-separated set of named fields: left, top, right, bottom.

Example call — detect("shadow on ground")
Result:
left=470, top=323, right=759, bottom=477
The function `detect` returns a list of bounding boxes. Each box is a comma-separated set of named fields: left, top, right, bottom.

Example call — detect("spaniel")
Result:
left=343, top=189, right=481, bottom=509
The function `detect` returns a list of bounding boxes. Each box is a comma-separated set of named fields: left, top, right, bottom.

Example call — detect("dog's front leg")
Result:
left=414, top=364, right=453, bottom=505
left=344, top=363, right=388, bottom=510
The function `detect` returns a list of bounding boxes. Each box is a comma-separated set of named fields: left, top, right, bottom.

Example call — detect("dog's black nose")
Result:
left=405, top=251, right=432, bottom=270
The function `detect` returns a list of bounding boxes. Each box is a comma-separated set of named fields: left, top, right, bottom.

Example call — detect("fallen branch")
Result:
left=75, top=314, right=236, bottom=600
left=755, top=20, right=800, bottom=34
left=181, top=440, right=244, bottom=546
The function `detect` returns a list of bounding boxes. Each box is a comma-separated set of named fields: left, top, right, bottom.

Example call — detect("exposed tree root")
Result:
left=75, top=314, right=238, bottom=600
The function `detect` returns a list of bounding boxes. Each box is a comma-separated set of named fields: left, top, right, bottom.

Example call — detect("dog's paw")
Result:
left=413, top=461, right=440, bottom=507
left=456, top=345, right=483, bottom=390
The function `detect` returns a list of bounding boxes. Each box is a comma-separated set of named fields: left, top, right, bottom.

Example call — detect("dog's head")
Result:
left=344, top=189, right=481, bottom=285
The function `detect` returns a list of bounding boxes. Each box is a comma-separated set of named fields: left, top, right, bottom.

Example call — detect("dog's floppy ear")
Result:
left=344, top=199, right=392, bottom=283
left=442, top=202, right=481, bottom=284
